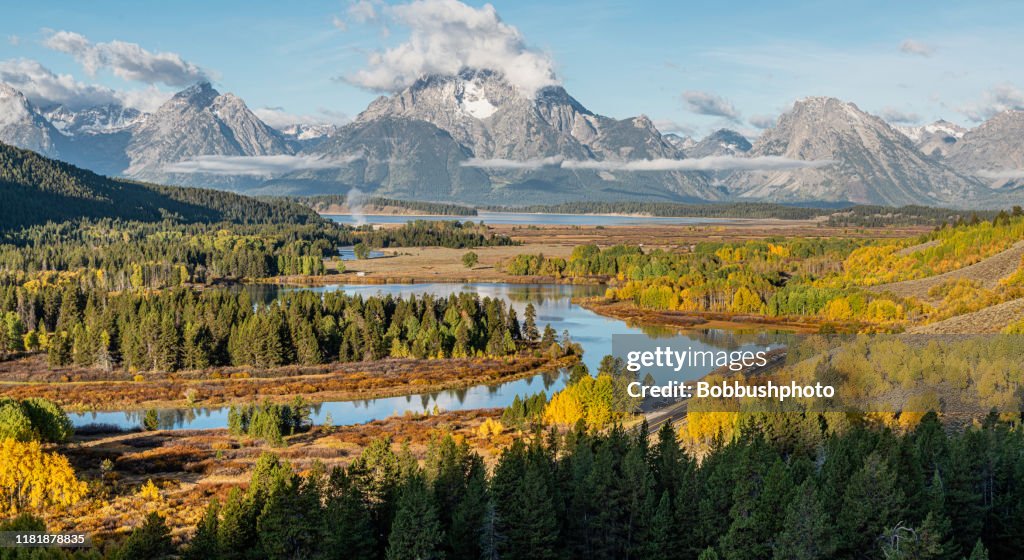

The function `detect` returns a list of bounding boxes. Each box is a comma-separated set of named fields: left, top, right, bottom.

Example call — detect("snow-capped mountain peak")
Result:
left=43, top=104, right=145, bottom=136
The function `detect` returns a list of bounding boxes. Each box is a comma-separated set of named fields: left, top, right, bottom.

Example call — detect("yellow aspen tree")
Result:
left=0, top=438, right=87, bottom=514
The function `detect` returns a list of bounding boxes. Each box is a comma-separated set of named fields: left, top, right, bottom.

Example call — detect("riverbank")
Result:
left=0, top=353, right=578, bottom=412
left=578, top=297, right=824, bottom=333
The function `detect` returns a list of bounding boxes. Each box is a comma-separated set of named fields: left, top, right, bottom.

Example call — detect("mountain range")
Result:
left=1, top=72, right=1023, bottom=208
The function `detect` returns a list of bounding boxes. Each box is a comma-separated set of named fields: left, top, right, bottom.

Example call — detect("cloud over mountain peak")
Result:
left=344, top=0, right=558, bottom=98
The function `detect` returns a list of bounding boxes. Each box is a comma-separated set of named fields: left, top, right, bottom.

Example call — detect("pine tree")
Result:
left=541, top=324, right=556, bottom=346
left=320, top=468, right=377, bottom=560
left=492, top=442, right=559, bottom=560
left=835, top=452, right=905, bottom=557
left=523, top=303, right=539, bottom=343
left=773, top=480, right=835, bottom=560
left=385, top=474, right=444, bottom=560
left=184, top=499, right=220, bottom=560
left=115, top=512, right=174, bottom=560
left=720, top=455, right=792, bottom=560
left=217, top=487, right=259, bottom=560
left=968, top=539, right=989, bottom=560
left=645, top=491, right=677, bottom=559
left=257, top=474, right=322, bottom=560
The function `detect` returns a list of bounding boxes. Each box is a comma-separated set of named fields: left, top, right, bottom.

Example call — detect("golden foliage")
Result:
left=0, top=438, right=87, bottom=514
left=682, top=411, right=739, bottom=445
left=137, top=479, right=161, bottom=502
left=476, top=418, right=505, bottom=438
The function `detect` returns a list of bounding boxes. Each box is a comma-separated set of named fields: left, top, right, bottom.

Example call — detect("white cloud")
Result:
left=331, top=16, right=348, bottom=32
left=682, top=90, right=741, bottom=122
left=344, top=0, right=558, bottom=98
left=748, top=114, right=776, bottom=129
left=878, top=107, right=922, bottom=124
left=349, top=0, right=379, bottom=23
left=44, top=30, right=209, bottom=87
left=900, top=39, right=934, bottom=57
left=253, top=107, right=351, bottom=129
left=462, top=156, right=564, bottom=170
left=959, top=84, right=1024, bottom=122
left=462, top=155, right=833, bottom=172
left=0, top=58, right=171, bottom=111
left=652, top=119, right=696, bottom=137
left=975, top=169, right=1024, bottom=180
left=7, top=36, right=20, bottom=46
left=164, top=154, right=355, bottom=176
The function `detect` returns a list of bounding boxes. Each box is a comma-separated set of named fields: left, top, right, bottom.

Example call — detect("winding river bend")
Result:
left=70, top=283, right=785, bottom=430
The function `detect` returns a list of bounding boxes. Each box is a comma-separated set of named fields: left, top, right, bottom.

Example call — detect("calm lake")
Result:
left=70, top=283, right=785, bottom=430
left=326, top=212, right=737, bottom=226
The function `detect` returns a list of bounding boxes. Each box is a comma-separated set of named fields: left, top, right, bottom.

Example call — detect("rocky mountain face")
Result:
left=3, top=76, right=1024, bottom=208
left=278, top=123, right=339, bottom=150
left=730, top=97, right=984, bottom=206
left=686, top=129, right=752, bottom=158
left=44, top=104, right=145, bottom=136
left=895, top=120, right=965, bottom=159
left=124, top=82, right=292, bottom=186
left=0, top=83, right=65, bottom=157
left=271, top=69, right=716, bottom=203
left=945, top=110, right=1024, bottom=190
left=663, top=133, right=696, bottom=152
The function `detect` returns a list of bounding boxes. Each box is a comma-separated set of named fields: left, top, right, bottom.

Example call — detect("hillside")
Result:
left=0, top=142, right=319, bottom=230
left=871, top=240, right=1024, bottom=303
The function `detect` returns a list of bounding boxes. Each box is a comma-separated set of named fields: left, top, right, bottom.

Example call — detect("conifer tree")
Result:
left=321, top=468, right=377, bottom=560
left=385, top=474, right=444, bottom=560
left=523, top=303, right=539, bottom=342
left=184, top=498, right=220, bottom=560
left=968, top=539, right=989, bottom=560
left=773, top=480, right=835, bottom=560
left=115, top=512, right=174, bottom=560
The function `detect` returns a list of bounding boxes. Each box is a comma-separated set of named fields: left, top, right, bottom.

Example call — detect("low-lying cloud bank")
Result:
left=976, top=169, right=1024, bottom=180
left=461, top=155, right=835, bottom=172
left=163, top=154, right=352, bottom=176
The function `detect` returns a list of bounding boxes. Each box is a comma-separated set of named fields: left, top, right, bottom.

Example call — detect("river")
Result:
left=70, top=283, right=786, bottom=430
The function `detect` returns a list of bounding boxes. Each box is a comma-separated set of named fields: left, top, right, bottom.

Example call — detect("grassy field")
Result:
left=276, top=221, right=929, bottom=286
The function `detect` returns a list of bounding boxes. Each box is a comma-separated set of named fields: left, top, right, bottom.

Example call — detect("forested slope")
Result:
left=0, top=142, right=319, bottom=229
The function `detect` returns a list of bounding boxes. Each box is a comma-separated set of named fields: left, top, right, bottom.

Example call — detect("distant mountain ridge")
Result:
left=1, top=74, right=1024, bottom=208
left=945, top=110, right=1024, bottom=190
left=124, top=82, right=293, bottom=188
left=730, top=97, right=984, bottom=206
left=267, top=69, right=719, bottom=204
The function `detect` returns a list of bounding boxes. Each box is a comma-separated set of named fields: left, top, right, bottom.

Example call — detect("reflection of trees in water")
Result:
left=450, top=387, right=469, bottom=404
left=500, top=284, right=605, bottom=305
left=687, top=329, right=797, bottom=351
left=638, top=325, right=679, bottom=338
left=121, top=408, right=202, bottom=430
left=541, top=368, right=564, bottom=389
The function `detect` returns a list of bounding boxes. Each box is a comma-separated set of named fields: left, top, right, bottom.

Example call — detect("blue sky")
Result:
left=2, top=0, right=1023, bottom=137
